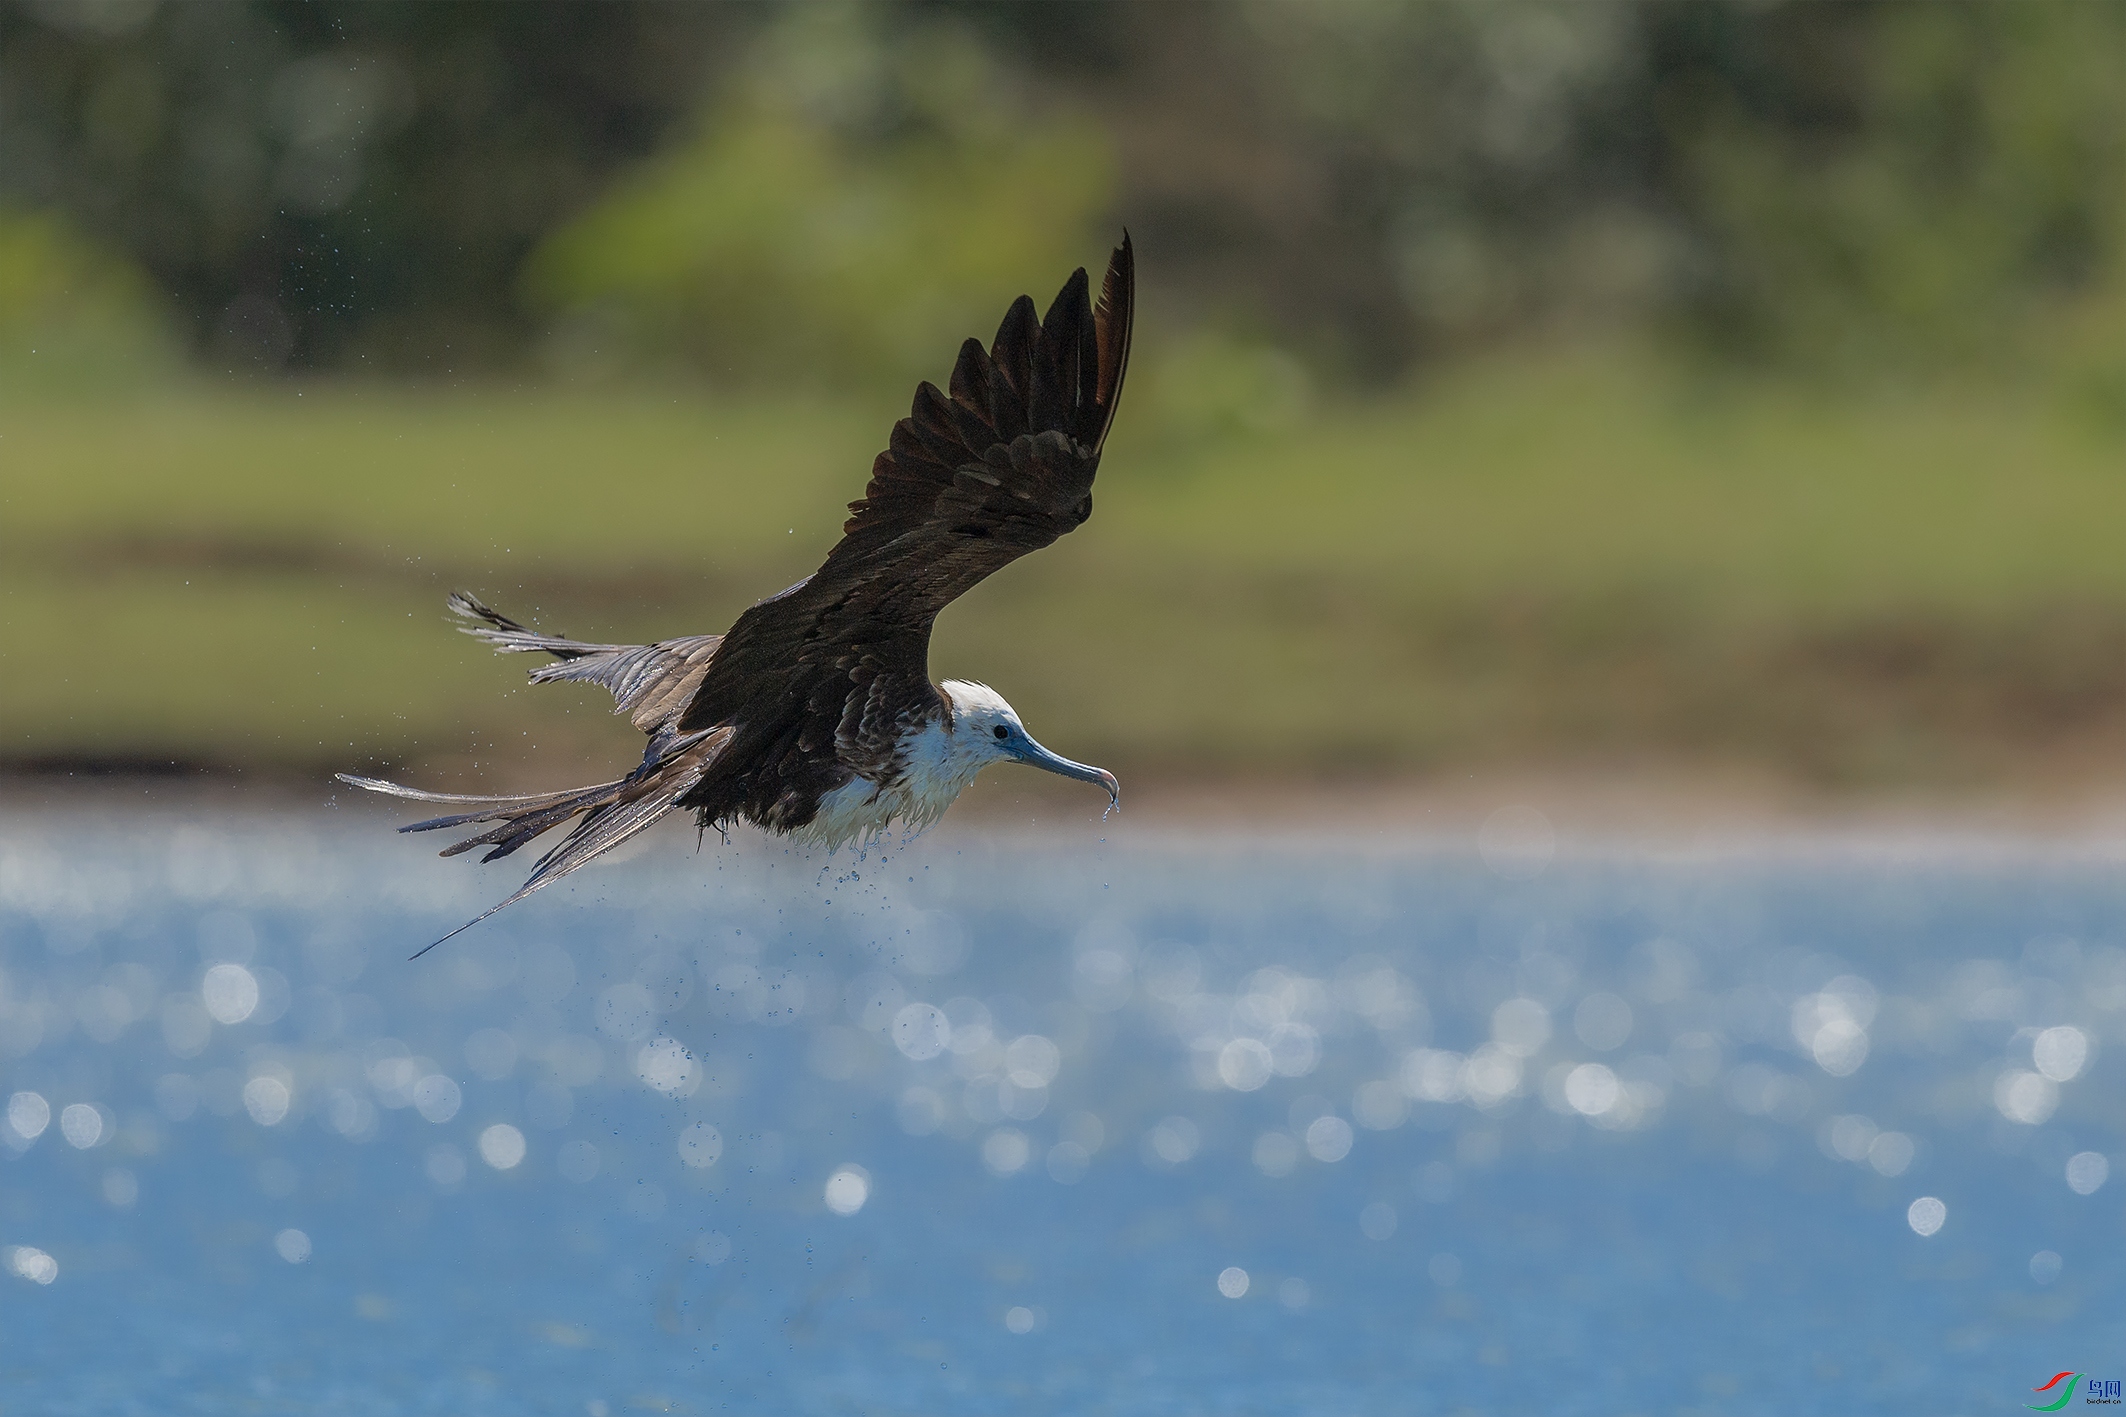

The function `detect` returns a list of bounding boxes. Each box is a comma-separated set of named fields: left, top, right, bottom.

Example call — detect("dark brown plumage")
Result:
left=677, top=238, right=1133, bottom=835
left=340, top=236, right=1135, bottom=953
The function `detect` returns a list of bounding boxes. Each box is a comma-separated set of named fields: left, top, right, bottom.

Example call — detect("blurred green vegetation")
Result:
left=5, top=1, right=2126, bottom=791
left=4, top=1, right=2123, bottom=382
left=0, top=206, right=178, bottom=387
left=8, top=344, right=2126, bottom=789
left=522, top=8, right=1113, bottom=390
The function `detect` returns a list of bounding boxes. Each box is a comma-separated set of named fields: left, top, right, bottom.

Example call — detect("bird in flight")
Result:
left=340, top=236, right=1134, bottom=954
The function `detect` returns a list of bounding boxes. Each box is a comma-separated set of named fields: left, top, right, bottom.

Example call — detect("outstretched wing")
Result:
left=448, top=592, right=723, bottom=734
left=677, top=234, right=1134, bottom=747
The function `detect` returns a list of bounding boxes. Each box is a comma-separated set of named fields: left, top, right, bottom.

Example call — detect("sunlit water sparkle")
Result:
left=1, top=810, right=2122, bottom=1414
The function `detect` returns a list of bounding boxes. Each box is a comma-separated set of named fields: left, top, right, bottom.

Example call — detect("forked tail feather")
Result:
left=336, top=728, right=725, bottom=955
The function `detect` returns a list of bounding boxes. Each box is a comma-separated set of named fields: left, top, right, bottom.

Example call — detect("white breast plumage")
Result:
left=791, top=715, right=989, bottom=849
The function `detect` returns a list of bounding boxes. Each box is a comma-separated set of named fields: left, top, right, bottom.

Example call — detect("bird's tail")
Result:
left=337, top=728, right=726, bottom=956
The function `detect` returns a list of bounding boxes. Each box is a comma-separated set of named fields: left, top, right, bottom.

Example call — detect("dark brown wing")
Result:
left=675, top=235, right=1134, bottom=831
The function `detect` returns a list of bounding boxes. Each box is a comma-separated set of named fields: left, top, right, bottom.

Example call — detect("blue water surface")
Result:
left=0, top=809, right=2120, bottom=1415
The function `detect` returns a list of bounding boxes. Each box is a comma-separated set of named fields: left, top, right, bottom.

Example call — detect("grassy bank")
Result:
left=7, top=344, right=2126, bottom=793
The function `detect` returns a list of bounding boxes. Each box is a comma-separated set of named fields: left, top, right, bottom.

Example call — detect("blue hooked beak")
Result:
left=1010, top=734, right=1120, bottom=807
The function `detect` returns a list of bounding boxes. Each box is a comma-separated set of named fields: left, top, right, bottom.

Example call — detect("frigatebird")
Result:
left=339, top=236, right=1134, bottom=953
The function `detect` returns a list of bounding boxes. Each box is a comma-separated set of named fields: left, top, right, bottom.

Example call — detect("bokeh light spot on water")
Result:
left=1217, top=1266, right=1249, bottom=1298
left=2033, top=1025, right=2089, bottom=1083
left=1004, top=1306, right=1035, bottom=1334
left=102, top=1168, right=138, bottom=1207
left=1005, top=1035, right=1061, bottom=1089
left=1906, top=1196, right=1947, bottom=1237
left=412, top=1074, right=461, bottom=1123
left=1304, top=1115, right=1353, bottom=1163
left=823, top=1165, right=870, bottom=1215
left=1792, top=978, right=1878, bottom=1079
left=1564, top=1063, right=1620, bottom=1117
left=425, top=1144, right=467, bottom=1186
left=999, top=1078, right=1049, bottom=1122
left=478, top=1123, right=526, bottom=1170
left=6, top=1090, right=49, bottom=1142
left=1428, top=1254, right=1462, bottom=1286
left=6, top=1245, right=57, bottom=1285
left=1046, top=1141, right=1089, bottom=1184
left=893, top=1003, right=950, bottom=1061
left=1867, top=1132, right=1914, bottom=1177
left=1401, top=1049, right=1467, bottom=1103
left=1359, top=1202, right=1398, bottom=1240
left=1824, top=1113, right=1876, bottom=1162
left=243, top=1076, right=290, bottom=1126
left=1267, top=1022, right=1322, bottom=1078
left=60, top=1103, right=105, bottom=1148
left=274, top=1228, right=311, bottom=1264
left=2065, top=1151, right=2109, bottom=1195
left=677, top=1123, right=723, bottom=1170
left=2030, top=1250, right=2064, bottom=1284
left=982, top=1129, right=1031, bottom=1177
left=1277, top=1277, right=1309, bottom=1309
left=1573, top=992, right=1634, bottom=1051
left=1993, top=1069, right=2058, bottom=1125
left=1218, top=1037, right=1273, bottom=1091
left=1351, top=1079, right=1407, bottom=1129
left=1463, top=1045, right=1523, bottom=1108
left=324, top=1088, right=377, bottom=1140
left=1806, top=1016, right=1869, bottom=1077
left=1073, top=948, right=1134, bottom=1012
left=557, top=1139, right=601, bottom=1183
left=1145, top=1116, right=1200, bottom=1168
left=201, top=963, right=258, bottom=1025
left=636, top=1037, right=701, bottom=1098
left=1252, top=1131, right=1300, bottom=1177
left=1491, top=998, right=1551, bottom=1056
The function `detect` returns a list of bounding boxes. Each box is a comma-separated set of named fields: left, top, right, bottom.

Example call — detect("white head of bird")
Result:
left=801, top=680, right=1118, bottom=847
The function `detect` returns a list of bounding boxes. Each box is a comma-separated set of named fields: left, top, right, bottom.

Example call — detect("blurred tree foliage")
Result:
left=2, top=0, right=2121, bottom=382
left=521, top=4, right=1112, bottom=389
left=0, top=0, right=754, bottom=369
left=0, top=205, right=176, bottom=386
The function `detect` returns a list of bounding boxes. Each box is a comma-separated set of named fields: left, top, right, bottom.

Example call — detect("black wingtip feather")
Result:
left=990, top=295, right=1039, bottom=402
left=1092, top=232, right=1134, bottom=452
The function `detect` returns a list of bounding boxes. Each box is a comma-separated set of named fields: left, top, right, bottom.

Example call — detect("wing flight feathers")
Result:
left=1092, top=232, right=1134, bottom=451
left=666, top=236, right=1133, bottom=833
left=684, top=235, right=1134, bottom=720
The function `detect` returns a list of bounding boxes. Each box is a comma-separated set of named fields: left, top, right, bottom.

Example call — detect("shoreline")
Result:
left=16, top=766, right=2126, bottom=859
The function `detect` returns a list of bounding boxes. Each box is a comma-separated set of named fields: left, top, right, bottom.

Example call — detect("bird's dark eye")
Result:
left=992, top=725, right=1008, bottom=740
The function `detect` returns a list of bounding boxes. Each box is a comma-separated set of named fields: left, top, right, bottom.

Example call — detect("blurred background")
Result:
left=6, top=0, right=2126, bottom=805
